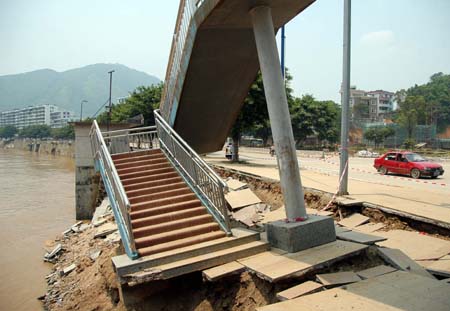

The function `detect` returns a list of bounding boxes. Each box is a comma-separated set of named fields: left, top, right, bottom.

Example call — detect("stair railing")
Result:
left=90, top=120, right=139, bottom=259
left=102, top=126, right=159, bottom=155
left=154, top=110, right=231, bottom=234
left=160, top=0, right=204, bottom=122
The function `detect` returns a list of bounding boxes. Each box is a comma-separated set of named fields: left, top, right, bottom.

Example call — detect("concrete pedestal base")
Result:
left=266, top=215, right=336, bottom=253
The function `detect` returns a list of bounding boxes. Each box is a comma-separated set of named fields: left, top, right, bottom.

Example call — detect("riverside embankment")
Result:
left=0, top=149, right=75, bottom=311
left=1, top=138, right=75, bottom=157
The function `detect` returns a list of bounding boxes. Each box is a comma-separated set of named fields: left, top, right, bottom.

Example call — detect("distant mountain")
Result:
left=0, top=63, right=160, bottom=117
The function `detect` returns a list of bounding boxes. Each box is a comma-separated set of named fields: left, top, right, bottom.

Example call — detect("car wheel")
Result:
left=379, top=166, right=387, bottom=175
left=411, top=168, right=421, bottom=179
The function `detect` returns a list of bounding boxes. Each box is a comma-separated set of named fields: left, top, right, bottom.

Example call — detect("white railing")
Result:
left=154, top=110, right=231, bottom=234
left=161, top=0, right=204, bottom=120
left=89, top=121, right=138, bottom=259
left=102, top=126, right=159, bottom=155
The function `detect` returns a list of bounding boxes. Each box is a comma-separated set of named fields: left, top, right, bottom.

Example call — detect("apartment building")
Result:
left=0, top=105, right=75, bottom=129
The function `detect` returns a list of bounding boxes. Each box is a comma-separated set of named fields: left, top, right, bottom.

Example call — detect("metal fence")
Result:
left=89, top=120, right=138, bottom=259
left=154, top=110, right=231, bottom=234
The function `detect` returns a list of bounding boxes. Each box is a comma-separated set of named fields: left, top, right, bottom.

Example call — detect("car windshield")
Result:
left=405, top=153, right=426, bottom=162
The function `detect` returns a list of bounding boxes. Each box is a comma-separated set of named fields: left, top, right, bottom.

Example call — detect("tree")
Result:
left=97, top=84, right=163, bottom=126
left=290, top=95, right=340, bottom=146
left=396, top=95, right=423, bottom=139
left=51, top=125, right=75, bottom=139
left=364, top=126, right=395, bottom=148
left=230, top=72, right=269, bottom=161
left=19, top=125, right=52, bottom=138
left=406, top=72, right=450, bottom=132
left=0, top=125, right=18, bottom=138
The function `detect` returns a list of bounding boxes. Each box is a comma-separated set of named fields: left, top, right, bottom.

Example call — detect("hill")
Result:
left=0, top=64, right=160, bottom=117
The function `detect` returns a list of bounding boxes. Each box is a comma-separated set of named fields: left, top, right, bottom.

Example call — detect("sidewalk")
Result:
left=205, top=154, right=450, bottom=229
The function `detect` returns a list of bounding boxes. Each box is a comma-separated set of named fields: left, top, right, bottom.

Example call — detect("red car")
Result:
left=373, top=151, right=444, bottom=179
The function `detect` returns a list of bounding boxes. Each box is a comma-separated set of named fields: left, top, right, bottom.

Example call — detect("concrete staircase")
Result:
left=112, top=149, right=227, bottom=257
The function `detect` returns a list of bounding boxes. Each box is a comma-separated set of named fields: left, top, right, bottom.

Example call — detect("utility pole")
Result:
left=280, top=25, right=286, bottom=79
left=339, top=0, right=351, bottom=195
left=107, top=70, right=115, bottom=131
left=80, top=100, right=87, bottom=121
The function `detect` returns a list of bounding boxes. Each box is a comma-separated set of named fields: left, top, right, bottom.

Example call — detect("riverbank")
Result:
left=1, top=138, right=75, bottom=157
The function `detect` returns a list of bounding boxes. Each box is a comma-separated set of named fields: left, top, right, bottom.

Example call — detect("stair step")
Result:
left=115, top=156, right=167, bottom=170
left=122, top=172, right=180, bottom=188
left=120, top=240, right=270, bottom=282
left=119, top=166, right=174, bottom=181
left=126, top=180, right=186, bottom=198
left=113, top=152, right=165, bottom=165
left=112, top=228, right=262, bottom=276
left=129, top=187, right=192, bottom=205
left=130, top=199, right=202, bottom=219
left=131, top=193, right=198, bottom=212
left=111, top=149, right=161, bottom=161
left=131, top=206, right=207, bottom=228
left=138, top=231, right=227, bottom=257
left=135, top=222, right=222, bottom=249
left=133, top=214, right=214, bottom=238
left=117, top=162, right=172, bottom=175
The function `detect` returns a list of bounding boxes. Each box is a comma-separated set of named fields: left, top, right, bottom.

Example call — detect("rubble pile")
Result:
left=41, top=201, right=124, bottom=311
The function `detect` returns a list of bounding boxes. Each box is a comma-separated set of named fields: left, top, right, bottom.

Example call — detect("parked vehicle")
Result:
left=373, top=151, right=444, bottom=179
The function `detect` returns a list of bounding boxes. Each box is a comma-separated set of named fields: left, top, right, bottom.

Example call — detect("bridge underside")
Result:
left=173, top=0, right=315, bottom=154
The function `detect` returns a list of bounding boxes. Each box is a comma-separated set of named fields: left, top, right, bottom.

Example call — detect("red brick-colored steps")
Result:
left=111, top=149, right=226, bottom=257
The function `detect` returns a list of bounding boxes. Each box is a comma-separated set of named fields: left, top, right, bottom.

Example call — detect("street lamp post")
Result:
left=80, top=100, right=87, bottom=121
left=107, top=70, right=115, bottom=131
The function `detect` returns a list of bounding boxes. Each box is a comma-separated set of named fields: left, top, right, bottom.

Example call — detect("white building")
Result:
left=0, top=105, right=76, bottom=129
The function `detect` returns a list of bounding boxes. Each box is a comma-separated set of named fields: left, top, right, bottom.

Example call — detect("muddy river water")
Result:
left=0, top=149, right=75, bottom=310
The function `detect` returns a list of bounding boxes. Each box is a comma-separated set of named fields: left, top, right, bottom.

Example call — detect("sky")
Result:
left=1, top=0, right=450, bottom=103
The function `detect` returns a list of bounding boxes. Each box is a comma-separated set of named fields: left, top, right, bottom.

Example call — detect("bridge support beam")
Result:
left=250, top=5, right=336, bottom=252
left=250, top=5, right=306, bottom=221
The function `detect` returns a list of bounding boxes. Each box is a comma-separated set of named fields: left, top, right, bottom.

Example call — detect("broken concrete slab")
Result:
left=377, top=247, right=435, bottom=279
left=44, top=243, right=62, bottom=260
left=93, top=218, right=107, bottom=227
left=62, top=264, right=76, bottom=275
left=316, top=271, right=362, bottom=286
left=202, top=261, right=245, bottom=282
left=336, top=230, right=386, bottom=245
left=337, top=213, right=369, bottom=229
left=377, top=230, right=450, bottom=260
left=238, top=240, right=368, bottom=282
left=258, top=271, right=450, bottom=311
left=226, top=179, right=248, bottom=191
left=353, top=222, right=386, bottom=233
left=225, top=188, right=261, bottom=210
left=92, top=198, right=110, bottom=223
left=233, top=205, right=259, bottom=227
left=276, top=281, right=323, bottom=301
left=356, top=265, right=397, bottom=279
left=419, top=255, right=450, bottom=278
left=335, top=198, right=364, bottom=207
left=94, top=223, right=118, bottom=238
left=334, top=225, right=351, bottom=234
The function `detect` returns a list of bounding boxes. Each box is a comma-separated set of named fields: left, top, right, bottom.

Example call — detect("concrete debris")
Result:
left=337, top=213, right=369, bottom=229
left=92, top=198, right=111, bottom=223
left=225, top=188, right=262, bottom=210
left=89, top=250, right=102, bottom=261
left=62, top=264, right=76, bottom=276
left=93, top=218, right=107, bottom=227
left=316, top=271, right=362, bottom=287
left=356, top=265, right=397, bottom=280
left=105, top=231, right=121, bottom=243
left=44, top=244, right=62, bottom=262
left=226, top=178, right=248, bottom=191
left=94, top=223, right=118, bottom=238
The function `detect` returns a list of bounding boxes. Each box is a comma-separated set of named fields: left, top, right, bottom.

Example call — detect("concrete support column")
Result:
left=250, top=6, right=306, bottom=221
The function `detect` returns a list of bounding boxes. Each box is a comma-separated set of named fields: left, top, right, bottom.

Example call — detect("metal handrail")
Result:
left=102, top=126, right=159, bottom=155
left=160, top=0, right=203, bottom=120
left=89, top=120, right=138, bottom=259
left=154, top=110, right=231, bottom=233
